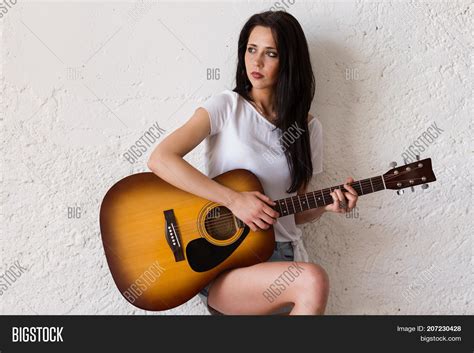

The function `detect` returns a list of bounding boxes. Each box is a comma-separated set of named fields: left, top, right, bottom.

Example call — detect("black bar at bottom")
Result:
left=0, top=315, right=471, bottom=353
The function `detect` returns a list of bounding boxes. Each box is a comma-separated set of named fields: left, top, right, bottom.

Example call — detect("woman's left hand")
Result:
left=324, top=177, right=359, bottom=214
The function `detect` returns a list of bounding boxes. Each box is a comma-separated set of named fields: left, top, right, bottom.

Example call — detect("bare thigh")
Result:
left=207, top=261, right=328, bottom=315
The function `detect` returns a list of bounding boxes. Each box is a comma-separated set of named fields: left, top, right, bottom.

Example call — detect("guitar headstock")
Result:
left=383, top=157, right=436, bottom=194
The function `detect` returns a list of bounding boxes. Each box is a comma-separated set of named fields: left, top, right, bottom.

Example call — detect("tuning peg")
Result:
left=421, top=184, right=429, bottom=190
left=397, top=189, right=404, bottom=195
left=410, top=186, right=415, bottom=192
left=389, top=161, right=397, bottom=168
left=416, top=155, right=420, bottom=161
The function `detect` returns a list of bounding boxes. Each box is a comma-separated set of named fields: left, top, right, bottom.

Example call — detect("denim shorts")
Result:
left=198, top=241, right=294, bottom=304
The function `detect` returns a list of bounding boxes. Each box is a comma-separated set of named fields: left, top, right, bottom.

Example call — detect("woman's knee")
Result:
left=296, top=263, right=330, bottom=298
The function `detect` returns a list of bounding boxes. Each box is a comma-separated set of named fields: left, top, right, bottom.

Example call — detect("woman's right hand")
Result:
left=226, top=191, right=280, bottom=231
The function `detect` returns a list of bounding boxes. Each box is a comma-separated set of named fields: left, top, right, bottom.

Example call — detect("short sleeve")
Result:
left=198, top=90, right=236, bottom=136
left=308, top=117, right=323, bottom=175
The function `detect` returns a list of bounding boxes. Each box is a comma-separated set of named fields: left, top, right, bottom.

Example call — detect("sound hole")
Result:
left=204, top=206, right=237, bottom=241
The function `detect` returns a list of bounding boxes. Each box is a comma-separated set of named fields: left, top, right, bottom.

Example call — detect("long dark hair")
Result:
left=233, top=11, right=316, bottom=193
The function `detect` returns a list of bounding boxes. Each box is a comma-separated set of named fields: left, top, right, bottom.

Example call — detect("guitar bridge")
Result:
left=163, top=209, right=185, bottom=262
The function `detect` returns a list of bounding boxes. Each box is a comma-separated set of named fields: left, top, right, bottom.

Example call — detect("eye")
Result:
left=246, top=47, right=278, bottom=58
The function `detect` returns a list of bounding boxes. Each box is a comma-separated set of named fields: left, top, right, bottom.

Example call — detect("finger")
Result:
left=344, top=191, right=357, bottom=200
left=254, top=218, right=270, bottom=230
left=345, top=177, right=354, bottom=184
left=255, top=192, right=276, bottom=205
left=334, top=189, right=348, bottom=213
left=263, top=206, right=279, bottom=219
left=346, top=197, right=357, bottom=210
left=259, top=212, right=276, bottom=225
left=247, top=222, right=257, bottom=232
left=330, top=191, right=338, bottom=204
left=334, top=188, right=346, bottom=203
left=330, top=191, right=342, bottom=212
left=343, top=183, right=358, bottom=196
left=343, top=190, right=358, bottom=210
left=344, top=192, right=357, bottom=206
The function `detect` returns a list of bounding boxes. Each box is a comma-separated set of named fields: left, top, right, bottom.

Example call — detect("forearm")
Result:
left=295, top=207, right=326, bottom=225
left=147, top=153, right=238, bottom=207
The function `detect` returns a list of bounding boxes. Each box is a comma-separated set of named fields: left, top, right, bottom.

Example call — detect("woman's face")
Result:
left=245, top=25, right=280, bottom=90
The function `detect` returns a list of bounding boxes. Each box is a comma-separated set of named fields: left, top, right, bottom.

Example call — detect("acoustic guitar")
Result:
left=99, top=156, right=436, bottom=311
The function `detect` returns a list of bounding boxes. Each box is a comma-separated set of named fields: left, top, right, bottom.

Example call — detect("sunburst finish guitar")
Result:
left=99, top=157, right=436, bottom=311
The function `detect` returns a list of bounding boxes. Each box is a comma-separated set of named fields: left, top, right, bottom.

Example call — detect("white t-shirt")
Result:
left=198, top=89, right=323, bottom=262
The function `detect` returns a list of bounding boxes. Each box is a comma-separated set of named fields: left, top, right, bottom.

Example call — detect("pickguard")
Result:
left=186, top=226, right=250, bottom=272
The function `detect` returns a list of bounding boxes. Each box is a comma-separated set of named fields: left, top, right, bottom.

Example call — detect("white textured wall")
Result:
left=1, top=0, right=472, bottom=315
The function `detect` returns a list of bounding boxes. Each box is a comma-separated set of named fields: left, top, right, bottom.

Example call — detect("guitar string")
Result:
left=172, top=168, right=425, bottom=236
left=168, top=179, right=392, bottom=233
left=165, top=172, right=427, bottom=234
left=176, top=175, right=427, bottom=233
left=199, top=179, right=399, bottom=229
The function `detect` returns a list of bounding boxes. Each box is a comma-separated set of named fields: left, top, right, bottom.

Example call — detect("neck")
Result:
left=271, top=175, right=387, bottom=217
left=249, top=87, right=275, bottom=115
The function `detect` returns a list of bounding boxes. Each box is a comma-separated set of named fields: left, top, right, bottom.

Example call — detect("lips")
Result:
left=251, top=72, right=264, bottom=79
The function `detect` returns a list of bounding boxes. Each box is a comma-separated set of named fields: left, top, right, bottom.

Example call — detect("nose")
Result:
left=253, top=53, right=263, bottom=68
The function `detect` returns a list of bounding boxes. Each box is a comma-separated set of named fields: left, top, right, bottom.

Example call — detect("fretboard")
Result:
left=272, top=175, right=386, bottom=217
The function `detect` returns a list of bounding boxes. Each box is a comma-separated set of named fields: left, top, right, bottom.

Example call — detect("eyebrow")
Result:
left=248, top=43, right=277, bottom=50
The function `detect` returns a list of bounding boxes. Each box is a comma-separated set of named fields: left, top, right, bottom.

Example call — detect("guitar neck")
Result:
left=272, top=175, right=386, bottom=217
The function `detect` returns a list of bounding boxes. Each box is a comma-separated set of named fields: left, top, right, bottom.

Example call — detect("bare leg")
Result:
left=207, top=261, right=329, bottom=315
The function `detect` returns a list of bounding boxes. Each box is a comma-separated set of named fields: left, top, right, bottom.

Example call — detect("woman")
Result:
left=147, top=11, right=358, bottom=315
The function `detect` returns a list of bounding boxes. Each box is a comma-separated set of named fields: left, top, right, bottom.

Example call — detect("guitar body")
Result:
left=99, top=169, right=274, bottom=311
